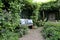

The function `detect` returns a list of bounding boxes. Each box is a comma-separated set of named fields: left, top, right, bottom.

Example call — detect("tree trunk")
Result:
left=43, top=11, right=45, bottom=21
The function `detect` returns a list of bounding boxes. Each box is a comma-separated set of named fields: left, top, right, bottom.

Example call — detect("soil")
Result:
left=19, top=27, right=45, bottom=40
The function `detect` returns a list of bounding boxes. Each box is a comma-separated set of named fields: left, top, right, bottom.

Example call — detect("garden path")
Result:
left=19, top=27, right=45, bottom=40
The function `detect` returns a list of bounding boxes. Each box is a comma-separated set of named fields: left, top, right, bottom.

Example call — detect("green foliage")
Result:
left=35, top=18, right=47, bottom=27
left=0, top=0, right=29, bottom=40
left=35, top=20, right=43, bottom=27
left=42, top=22, right=60, bottom=40
left=14, top=25, right=28, bottom=37
left=0, top=30, right=18, bottom=40
left=31, top=4, right=40, bottom=26
left=40, top=0, right=60, bottom=11
left=0, top=0, right=21, bottom=30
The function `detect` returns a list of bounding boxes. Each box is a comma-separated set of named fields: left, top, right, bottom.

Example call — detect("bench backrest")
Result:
left=20, top=19, right=33, bottom=25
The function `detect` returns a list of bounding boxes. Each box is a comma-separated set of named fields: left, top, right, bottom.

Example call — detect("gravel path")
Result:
left=19, top=27, right=44, bottom=40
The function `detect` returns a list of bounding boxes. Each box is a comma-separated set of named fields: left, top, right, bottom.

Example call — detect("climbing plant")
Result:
left=31, top=4, right=40, bottom=25
left=0, top=0, right=28, bottom=40
left=40, top=0, right=60, bottom=20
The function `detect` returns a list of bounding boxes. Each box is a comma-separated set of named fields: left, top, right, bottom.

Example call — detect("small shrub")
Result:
left=14, top=25, right=29, bottom=37
left=42, top=22, right=60, bottom=40
left=36, top=19, right=46, bottom=27
left=0, top=30, right=19, bottom=40
left=36, top=20, right=42, bottom=27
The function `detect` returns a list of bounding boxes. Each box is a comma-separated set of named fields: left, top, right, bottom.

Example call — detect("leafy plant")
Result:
left=0, top=30, right=19, bottom=40
left=0, top=0, right=29, bottom=40
left=42, top=22, right=60, bottom=40
left=14, top=25, right=29, bottom=37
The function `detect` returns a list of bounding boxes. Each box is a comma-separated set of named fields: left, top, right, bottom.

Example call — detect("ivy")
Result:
left=40, top=0, right=60, bottom=11
left=0, top=0, right=23, bottom=40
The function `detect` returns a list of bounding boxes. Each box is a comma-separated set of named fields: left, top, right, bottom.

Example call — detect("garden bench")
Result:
left=20, top=19, right=33, bottom=29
